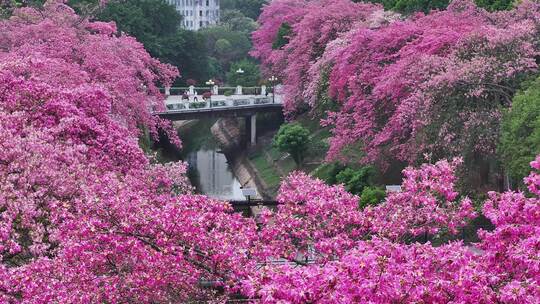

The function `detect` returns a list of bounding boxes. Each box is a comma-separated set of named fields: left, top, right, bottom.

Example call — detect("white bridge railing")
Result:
left=161, top=85, right=283, bottom=112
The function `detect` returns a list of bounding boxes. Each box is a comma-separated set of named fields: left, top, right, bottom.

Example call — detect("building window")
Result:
left=206, top=0, right=209, bottom=5
left=199, top=21, right=203, bottom=27
left=199, top=10, right=202, bottom=16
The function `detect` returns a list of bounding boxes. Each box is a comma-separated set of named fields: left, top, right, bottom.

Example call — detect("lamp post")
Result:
left=205, top=79, right=215, bottom=108
left=268, top=76, right=278, bottom=104
left=235, top=68, right=245, bottom=93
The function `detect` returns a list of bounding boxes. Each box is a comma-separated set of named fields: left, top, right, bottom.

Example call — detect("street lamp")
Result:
left=205, top=79, right=215, bottom=108
left=268, top=76, right=278, bottom=104
left=236, top=68, right=245, bottom=91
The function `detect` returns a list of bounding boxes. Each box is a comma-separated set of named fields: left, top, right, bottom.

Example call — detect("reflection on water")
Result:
left=187, top=149, right=245, bottom=200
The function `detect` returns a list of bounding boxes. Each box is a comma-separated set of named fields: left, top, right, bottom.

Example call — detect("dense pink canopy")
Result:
left=1, top=0, right=540, bottom=302
left=252, top=0, right=540, bottom=165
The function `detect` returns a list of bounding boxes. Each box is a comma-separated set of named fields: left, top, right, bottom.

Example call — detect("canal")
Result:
left=158, top=119, right=245, bottom=200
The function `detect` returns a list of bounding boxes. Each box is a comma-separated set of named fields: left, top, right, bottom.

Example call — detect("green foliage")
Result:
left=68, top=0, right=261, bottom=84
left=249, top=151, right=282, bottom=195
left=1, top=0, right=45, bottom=18
left=207, top=56, right=224, bottom=79
left=199, top=25, right=252, bottom=78
left=499, top=75, right=540, bottom=182
left=474, top=0, right=514, bottom=11
left=215, top=38, right=234, bottom=56
left=221, top=0, right=266, bottom=20
left=88, top=0, right=211, bottom=85
left=98, top=0, right=181, bottom=40
left=335, top=166, right=376, bottom=195
left=273, top=123, right=310, bottom=167
left=358, top=0, right=514, bottom=13
left=272, top=23, right=292, bottom=50
left=359, top=187, right=386, bottom=209
left=313, top=162, right=346, bottom=185
left=221, top=9, right=257, bottom=33
left=226, top=59, right=261, bottom=86
left=392, top=0, right=449, bottom=14
left=355, top=0, right=448, bottom=13
left=189, top=102, right=207, bottom=109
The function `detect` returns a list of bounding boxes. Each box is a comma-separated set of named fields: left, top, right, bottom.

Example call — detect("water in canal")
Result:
left=159, top=119, right=245, bottom=200
left=186, top=149, right=244, bottom=200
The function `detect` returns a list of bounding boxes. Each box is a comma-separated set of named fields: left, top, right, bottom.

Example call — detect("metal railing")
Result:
left=161, top=95, right=281, bottom=113
left=162, top=85, right=271, bottom=97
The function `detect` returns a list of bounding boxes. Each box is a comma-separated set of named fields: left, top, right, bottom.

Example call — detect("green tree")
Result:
left=221, top=0, right=266, bottom=20
left=273, top=123, right=310, bottom=167
left=355, top=0, right=448, bottom=13
left=313, top=162, right=346, bottom=185
left=75, top=0, right=211, bottom=85
left=272, top=23, right=292, bottom=50
left=97, top=0, right=181, bottom=42
left=221, top=9, right=257, bottom=33
left=215, top=38, right=234, bottom=56
left=359, top=187, right=386, bottom=209
left=226, top=59, right=260, bottom=86
left=199, top=25, right=251, bottom=79
left=499, top=76, right=540, bottom=183
left=357, top=0, right=514, bottom=14
left=335, top=166, right=376, bottom=195
left=156, top=30, right=210, bottom=85
left=1, top=0, right=45, bottom=18
left=474, top=0, right=514, bottom=11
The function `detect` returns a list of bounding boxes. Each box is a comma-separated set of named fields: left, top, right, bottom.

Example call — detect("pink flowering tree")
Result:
left=0, top=0, right=180, bottom=143
left=3, top=0, right=540, bottom=302
left=253, top=0, right=540, bottom=169
left=0, top=2, right=258, bottom=302
left=0, top=62, right=259, bottom=302
left=255, top=159, right=475, bottom=261
left=243, top=156, right=540, bottom=303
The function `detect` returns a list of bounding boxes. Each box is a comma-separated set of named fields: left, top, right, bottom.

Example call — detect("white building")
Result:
left=167, top=0, right=220, bottom=31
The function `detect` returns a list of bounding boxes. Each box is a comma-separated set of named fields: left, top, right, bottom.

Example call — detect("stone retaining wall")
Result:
left=211, top=118, right=273, bottom=200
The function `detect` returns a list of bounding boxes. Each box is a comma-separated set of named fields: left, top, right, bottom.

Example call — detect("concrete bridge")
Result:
left=155, top=85, right=283, bottom=145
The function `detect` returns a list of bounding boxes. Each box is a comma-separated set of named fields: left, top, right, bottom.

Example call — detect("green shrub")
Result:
left=359, top=187, right=386, bottom=209
left=335, top=166, right=375, bottom=195
left=273, top=123, right=310, bottom=167
left=499, top=75, right=540, bottom=183
left=272, top=23, right=292, bottom=50
left=312, top=162, right=345, bottom=185
left=189, top=102, right=207, bottom=109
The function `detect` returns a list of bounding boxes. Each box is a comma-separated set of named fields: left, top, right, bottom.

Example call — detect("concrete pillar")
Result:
left=245, top=116, right=251, bottom=146
left=212, top=85, right=219, bottom=95
left=250, top=114, right=257, bottom=145
left=189, top=85, right=195, bottom=95
left=165, top=86, right=171, bottom=96
left=236, top=85, right=243, bottom=95
left=260, top=85, right=266, bottom=96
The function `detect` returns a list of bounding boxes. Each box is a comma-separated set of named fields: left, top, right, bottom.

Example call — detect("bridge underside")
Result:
left=156, top=104, right=283, bottom=121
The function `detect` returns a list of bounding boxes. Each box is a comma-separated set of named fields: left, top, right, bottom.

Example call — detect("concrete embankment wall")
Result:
left=211, top=118, right=273, bottom=200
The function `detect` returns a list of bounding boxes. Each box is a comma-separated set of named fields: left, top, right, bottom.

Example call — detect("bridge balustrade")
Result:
left=163, top=94, right=277, bottom=113
left=164, top=85, right=270, bottom=96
